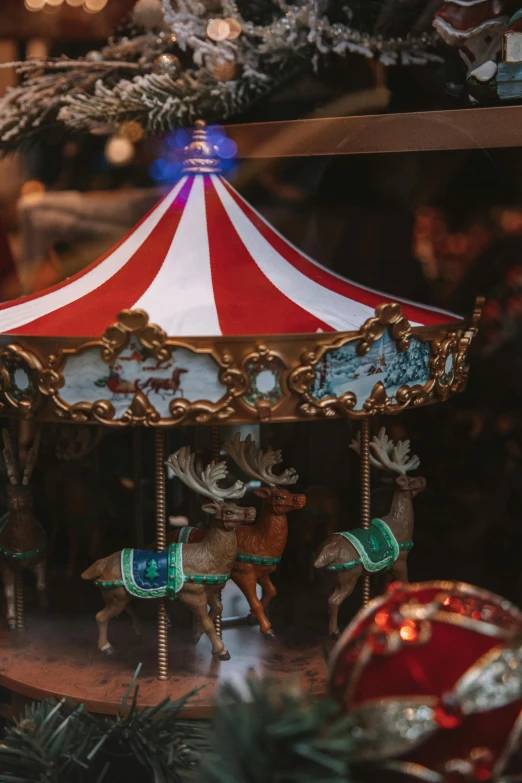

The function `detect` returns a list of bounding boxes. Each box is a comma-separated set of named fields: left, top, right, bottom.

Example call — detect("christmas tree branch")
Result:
left=0, top=0, right=443, bottom=153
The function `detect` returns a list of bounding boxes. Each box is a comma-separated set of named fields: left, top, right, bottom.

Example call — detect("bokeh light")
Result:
left=25, top=0, right=46, bottom=11
left=150, top=125, right=238, bottom=186
left=215, top=137, right=237, bottom=159
left=105, top=136, right=135, bottom=167
left=84, top=0, right=108, bottom=10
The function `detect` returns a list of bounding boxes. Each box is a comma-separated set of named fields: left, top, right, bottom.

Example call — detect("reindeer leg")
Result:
left=194, top=588, right=222, bottom=646
left=180, top=589, right=229, bottom=660
left=33, top=558, right=48, bottom=610
left=95, top=588, right=128, bottom=654
left=328, top=574, right=359, bottom=637
left=232, top=569, right=273, bottom=637
left=258, top=571, right=277, bottom=611
left=1, top=563, right=16, bottom=631
left=207, top=588, right=223, bottom=624
left=124, top=602, right=142, bottom=640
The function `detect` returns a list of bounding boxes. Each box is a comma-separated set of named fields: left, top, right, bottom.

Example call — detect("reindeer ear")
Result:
left=254, top=487, right=271, bottom=499
left=202, top=502, right=219, bottom=515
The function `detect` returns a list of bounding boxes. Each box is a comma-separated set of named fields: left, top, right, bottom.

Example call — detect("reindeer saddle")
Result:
left=95, top=543, right=230, bottom=598
left=328, top=519, right=412, bottom=573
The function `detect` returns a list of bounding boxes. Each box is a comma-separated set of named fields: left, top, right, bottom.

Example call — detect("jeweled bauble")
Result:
left=210, top=59, right=237, bottom=81
left=329, top=581, right=522, bottom=781
left=206, top=18, right=231, bottom=41
left=152, top=53, right=181, bottom=78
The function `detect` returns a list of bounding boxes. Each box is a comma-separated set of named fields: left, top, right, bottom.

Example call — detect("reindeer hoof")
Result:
left=218, top=651, right=231, bottom=661
left=101, top=644, right=115, bottom=656
left=262, top=630, right=275, bottom=639
left=166, top=616, right=172, bottom=629
left=7, top=621, right=16, bottom=631
left=247, top=614, right=259, bottom=626
left=330, top=630, right=340, bottom=639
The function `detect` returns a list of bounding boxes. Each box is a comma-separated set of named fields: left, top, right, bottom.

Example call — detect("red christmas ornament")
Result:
left=329, top=581, right=522, bottom=781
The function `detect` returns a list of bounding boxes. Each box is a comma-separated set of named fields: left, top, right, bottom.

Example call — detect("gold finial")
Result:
left=182, top=120, right=222, bottom=174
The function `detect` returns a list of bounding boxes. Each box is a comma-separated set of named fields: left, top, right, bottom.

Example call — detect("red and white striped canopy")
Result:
left=0, top=174, right=456, bottom=337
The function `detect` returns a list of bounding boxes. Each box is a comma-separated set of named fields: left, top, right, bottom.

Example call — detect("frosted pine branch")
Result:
left=0, top=0, right=443, bottom=153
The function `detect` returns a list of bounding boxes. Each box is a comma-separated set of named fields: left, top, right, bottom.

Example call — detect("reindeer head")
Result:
left=350, top=427, right=426, bottom=497
left=165, top=446, right=256, bottom=530
left=225, top=434, right=306, bottom=514
left=2, top=429, right=41, bottom=497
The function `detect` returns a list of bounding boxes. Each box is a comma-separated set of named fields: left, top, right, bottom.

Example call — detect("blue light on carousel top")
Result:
left=150, top=121, right=238, bottom=184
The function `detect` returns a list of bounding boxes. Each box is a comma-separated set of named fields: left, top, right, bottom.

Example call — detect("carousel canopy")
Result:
left=0, top=128, right=456, bottom=339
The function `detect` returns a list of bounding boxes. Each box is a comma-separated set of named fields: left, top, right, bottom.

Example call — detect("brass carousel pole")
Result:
left=10, top=420, right=24, bottom=630
left=360, top=418, right=371, bottom=607
left=211, top=425, right=223, bottom=640
left=155, top=429, right=169, bottom=680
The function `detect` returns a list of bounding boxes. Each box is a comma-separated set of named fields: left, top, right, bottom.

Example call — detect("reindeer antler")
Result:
left=22, top=432, right=41, bottom=486
left=166, top=446, right=247, bottom=502
left=225, top=433, right=298, bottom=487
left=2, top=430, right=20, bottom=486
left=350, top=427, right=420, bottom=476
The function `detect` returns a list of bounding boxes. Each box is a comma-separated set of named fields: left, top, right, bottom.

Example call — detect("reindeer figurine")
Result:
left=314, top=428, right=426, bottom=637
left=225, top=434, right=306, bottom=637
left=0, top=429, right=47, bottom=630
left=81, top=446, right=255, bottom=661
left=164, top=436, right=306, bottom=637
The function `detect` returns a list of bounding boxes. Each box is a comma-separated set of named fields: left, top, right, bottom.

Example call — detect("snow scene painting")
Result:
left=60, top=337, right=227, bottom=419
left=312, top=333, right=431, bottom=410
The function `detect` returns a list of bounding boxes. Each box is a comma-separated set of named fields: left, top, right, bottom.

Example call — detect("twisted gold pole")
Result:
left=155, top=429, right=169, bottom=680
left=15, top=571, right=24, bottom=630
left=211, top=425, right=223, bottom=640
left=360, top=418, right=371, bottom=607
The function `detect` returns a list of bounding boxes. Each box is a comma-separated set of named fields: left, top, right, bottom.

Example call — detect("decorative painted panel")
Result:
left=60, top=337, right=226, bottom=419
left=312, top=333, right=431, bottom=410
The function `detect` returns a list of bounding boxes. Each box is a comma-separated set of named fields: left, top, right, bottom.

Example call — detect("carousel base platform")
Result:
left=0, top=581, right=330, bottom=718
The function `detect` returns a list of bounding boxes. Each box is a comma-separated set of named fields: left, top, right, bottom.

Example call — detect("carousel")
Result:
left=0, top=121, right=482, bottom=715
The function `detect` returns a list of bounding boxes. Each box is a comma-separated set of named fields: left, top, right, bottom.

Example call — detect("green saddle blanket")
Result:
left=337, top=519, right=400, bottom=573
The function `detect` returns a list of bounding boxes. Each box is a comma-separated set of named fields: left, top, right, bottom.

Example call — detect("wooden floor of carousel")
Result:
left=0, top=572, right=339, bottom=716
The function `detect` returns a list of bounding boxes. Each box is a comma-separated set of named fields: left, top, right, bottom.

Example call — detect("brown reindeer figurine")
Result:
left=82, top=446, right=255, bottom=660
left=0, top=429, right=47, bottom=630
left=224, top=434, right=306, bottom=637
left=314, top=428, right=426, bottom=637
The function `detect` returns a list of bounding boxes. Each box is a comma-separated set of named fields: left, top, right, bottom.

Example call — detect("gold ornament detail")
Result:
left=0, top=299, right=481, bottom=426
left=206, top=17, right=241, bottom=42
left=206, top=18, right=231, bottom=41
left=210, top=59, right=237, bottom=81
left=224, top=18, right=242, bottom=39
left=152, top=53, right=181, bottom=78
